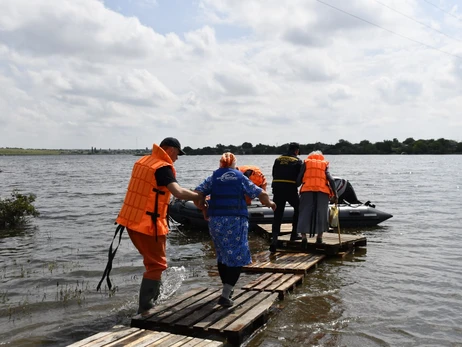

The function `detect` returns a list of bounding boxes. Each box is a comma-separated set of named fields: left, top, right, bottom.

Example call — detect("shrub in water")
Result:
left=0, top=190, right=40, bottom=229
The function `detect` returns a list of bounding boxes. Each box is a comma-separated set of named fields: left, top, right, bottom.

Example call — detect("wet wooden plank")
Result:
left=220, top=292, right=279, bottom=345
left=67, top=327, right=224, bottom=347
left=192, top=290, right=257, bottom=330
left=132, top=287, right=210, bottom=321
left=67, top=327, right=140, bottom=347
left=224, top=292, right=278, bottom=332
left=159, top=288, right=221, bottom=325
left=106, top=330, right=170, bottom=347
left=243, top=251, right=325, bottom=274
left=131, top=287, right=278, bottom=346
left=206, top=291, right=275, bottom=332
left=241, top=273, right=303, bottom=299
left=255, top=224, right=367, bottom=255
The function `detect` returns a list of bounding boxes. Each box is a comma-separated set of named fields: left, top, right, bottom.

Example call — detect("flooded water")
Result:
left=0, top=154, right=461, bottom=346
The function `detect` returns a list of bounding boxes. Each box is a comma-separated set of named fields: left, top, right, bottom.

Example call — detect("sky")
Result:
left=1, top=0, right=462, bottom=150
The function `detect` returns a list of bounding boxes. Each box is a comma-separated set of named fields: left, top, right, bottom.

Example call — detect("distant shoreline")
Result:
left=2, top=137, right=462, bottom=155
left=0, top=148, right=148, bottom=156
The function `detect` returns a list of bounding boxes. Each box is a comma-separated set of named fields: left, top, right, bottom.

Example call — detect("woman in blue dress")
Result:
left=194, top=152, right=276, bottom=307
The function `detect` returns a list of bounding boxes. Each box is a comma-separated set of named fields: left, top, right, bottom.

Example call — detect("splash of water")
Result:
left=157, top=266, right=187, bottom=302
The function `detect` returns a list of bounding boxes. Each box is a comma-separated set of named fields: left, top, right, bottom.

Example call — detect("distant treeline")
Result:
left=1, top=138, right=461, bottom=156
left=184, top=138, right=462, bottom=155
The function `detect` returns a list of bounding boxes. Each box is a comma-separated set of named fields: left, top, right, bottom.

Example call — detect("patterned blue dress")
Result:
left=195, top=174, right=262, bottom=267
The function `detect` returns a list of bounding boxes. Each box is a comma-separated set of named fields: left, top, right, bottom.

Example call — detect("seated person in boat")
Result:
left=334, top=177, right=362, bottom=204
left=236, top=165, right=268, bottom=205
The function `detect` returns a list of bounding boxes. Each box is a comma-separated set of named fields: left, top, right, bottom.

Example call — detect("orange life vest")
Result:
left=300, top=153, right=333, bottom=196
left=238, top=165, right=267, bottom=190
left=115, top=144, right=176, bottom=237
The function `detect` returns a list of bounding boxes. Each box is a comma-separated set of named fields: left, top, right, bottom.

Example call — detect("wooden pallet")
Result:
left=255, top=224, right=367, bottom=255
left=67, top=325, right=223, bottom=347
left=282, top=232, right=367, bottom=255
left=131, top=287, right=278, bottom=345
left=243, top=251, right=325, bottom=274
left=241, top=272, right=303, bottom=299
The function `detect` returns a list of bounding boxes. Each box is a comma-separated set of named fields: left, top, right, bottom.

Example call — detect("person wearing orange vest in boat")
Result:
left=297, top=150, right=338, bottom=246
left=236, top=165, right=268, bottom=205
left=100, top=137, right=204, bottom=314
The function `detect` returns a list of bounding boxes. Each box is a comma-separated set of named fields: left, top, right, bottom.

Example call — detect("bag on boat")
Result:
left=329, top=205, right=339, bottom=228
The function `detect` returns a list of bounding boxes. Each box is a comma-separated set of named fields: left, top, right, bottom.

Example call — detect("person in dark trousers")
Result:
left=270, top=142, right=303, bottom=253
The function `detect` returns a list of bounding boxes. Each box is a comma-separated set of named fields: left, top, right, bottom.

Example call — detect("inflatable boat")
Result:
left=168, top=198, right=393, bottom=229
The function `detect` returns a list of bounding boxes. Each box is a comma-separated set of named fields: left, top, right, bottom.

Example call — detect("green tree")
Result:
left=0, top=190, right=40, bottom=229
left=358, top=140, right=376, bottom=154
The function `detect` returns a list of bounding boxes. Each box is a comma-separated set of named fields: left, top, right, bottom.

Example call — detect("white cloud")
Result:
left=1, top=0, right=462, bottom=149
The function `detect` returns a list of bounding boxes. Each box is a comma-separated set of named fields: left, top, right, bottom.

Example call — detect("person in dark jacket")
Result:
left=270, top=142, right=302, bottom=253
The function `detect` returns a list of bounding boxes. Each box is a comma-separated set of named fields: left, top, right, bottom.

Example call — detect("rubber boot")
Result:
left=316, top=232, right=323, bottom=244
left=270, top=230, right=278, bottom=253
left=137, top=278, right=161, bottom=314
left=290, top=231, right=302, bottom=241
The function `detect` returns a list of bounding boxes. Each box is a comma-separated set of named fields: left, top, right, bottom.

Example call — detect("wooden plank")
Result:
left=251, top=273, right=284, bottom=291
left=172, top=288, right=235, bottom=328
left=171, top=337, right=222, bottom=347
left=240, top=273, right=273, bottom=289
left=192, top=290, right=256, bottom=330
left=241, top=273, right=303, bottom=299
left=292, top=254, right=325, bottom=270
left=160, top=288, right=221, bottom=325
left=264, top=273, right=297, bottom=291
left=274, top=274, right=303, bottom=292
left=224, top=292, right=278, bottom=332
left=105, top=330, right=170, bottom=347
left=67, top=326, right=130, bottom=347
left=146, top=288, right=219, bottom=324
left=192, top=340, right=224, bottom=347
left=67, top=331, right=114, bottom=347
left=149, top=333, right=190, bottom=346
left=277, top=253, right=313, bottom=268
left=71, top=327, right=140, bottom=347
left=104, top=329, right=153, bottom=347
left=207, top=291, right=276, bottom=332
left=133, top=287, right=209, bottom=321
left=243, top=252, right=325, bottom=274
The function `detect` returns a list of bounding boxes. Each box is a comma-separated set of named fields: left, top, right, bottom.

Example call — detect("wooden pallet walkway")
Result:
left=243, top=251, right=325, bottom=274
left=255, top=224, right=367, bottom=255
left=67, top=325, right=223, bottom=346
left=241, top=272, right=304, bottom=299
left=131, top=287, right=278, bottom=346
left=70, top=225, right=368, bottom=346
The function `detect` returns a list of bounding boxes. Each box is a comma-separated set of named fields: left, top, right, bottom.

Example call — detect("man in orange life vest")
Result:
left=236, top=165, right=268, bottom=205
left=116, top=137, right=203, bottom=314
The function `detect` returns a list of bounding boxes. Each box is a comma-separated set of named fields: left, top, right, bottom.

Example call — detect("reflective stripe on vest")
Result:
left=272, top=155, right=300, bottom=185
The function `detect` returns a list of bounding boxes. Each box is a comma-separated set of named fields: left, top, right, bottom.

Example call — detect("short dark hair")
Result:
left=288, top=142, right=300, bottom=152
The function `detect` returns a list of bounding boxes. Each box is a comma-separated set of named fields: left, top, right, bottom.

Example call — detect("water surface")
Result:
left=0, top=154, right=461, bottom=346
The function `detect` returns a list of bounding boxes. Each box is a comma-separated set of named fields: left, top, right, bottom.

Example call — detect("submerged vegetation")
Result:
left=0, top=190, right=40, bottom=229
